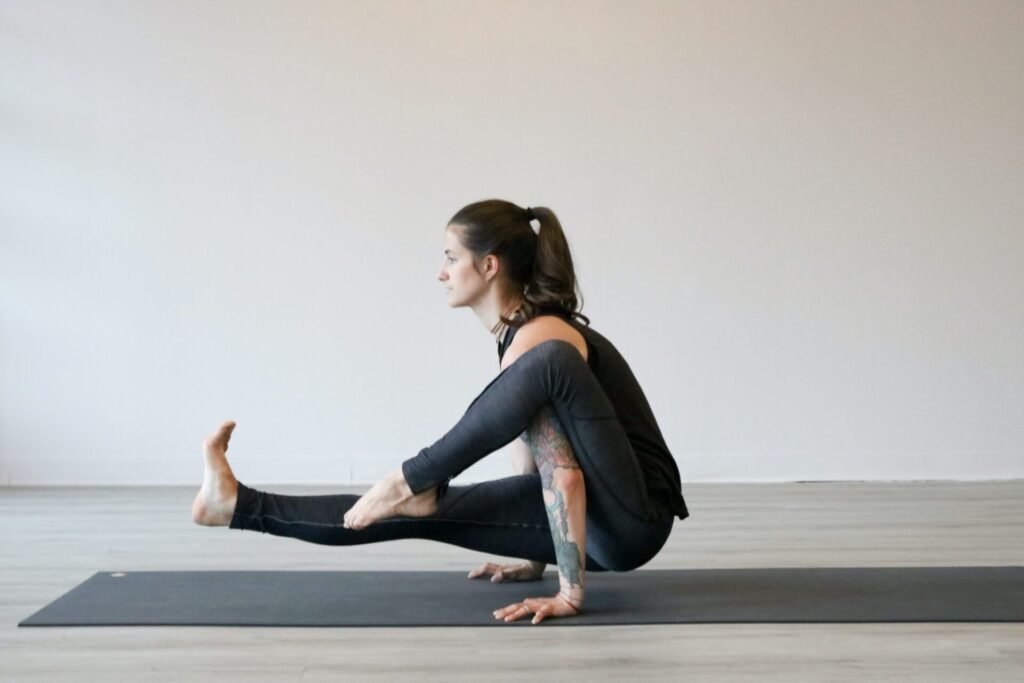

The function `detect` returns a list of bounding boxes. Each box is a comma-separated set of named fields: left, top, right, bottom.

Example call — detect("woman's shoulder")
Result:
left=519, top=308, right=590, bottom=330
left=519, top=312, right=570, bottom=331
left=501, top=313, right=589, bottom=369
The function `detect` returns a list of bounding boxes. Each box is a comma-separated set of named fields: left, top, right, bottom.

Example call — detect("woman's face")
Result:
left=438, top=225, right=493, bottom=308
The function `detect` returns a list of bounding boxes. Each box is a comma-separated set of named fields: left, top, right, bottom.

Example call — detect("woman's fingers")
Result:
left=468, top=562, right=497, bottom=579
left=492, top=595, right=581, bottom=624
left=493, top=601, right=526, bottom=621
left=470, top=561, right=545, bottom=582
left=494, top=599, right=543, bottom=622
left=467, top=562, right=524, bottom=581
left=500, top=603, right=530, bottom=622
left=492, top=603, right=511, bottom=619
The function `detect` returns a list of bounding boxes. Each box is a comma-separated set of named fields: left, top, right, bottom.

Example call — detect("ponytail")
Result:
left=518, top=205, right=589, bottom=328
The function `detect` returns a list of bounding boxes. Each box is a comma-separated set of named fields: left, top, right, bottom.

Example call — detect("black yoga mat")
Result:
left=19, top=566, right=1024, bottom=627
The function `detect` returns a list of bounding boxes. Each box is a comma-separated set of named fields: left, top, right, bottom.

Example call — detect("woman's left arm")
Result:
left=492, top=428, right=586, bottom=624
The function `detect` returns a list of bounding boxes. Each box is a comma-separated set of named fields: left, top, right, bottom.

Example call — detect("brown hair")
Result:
left=448, top=199, right=590, bottom=332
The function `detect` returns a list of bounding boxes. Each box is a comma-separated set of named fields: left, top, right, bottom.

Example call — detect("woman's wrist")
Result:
left=558, top=586, right=585, bottom=610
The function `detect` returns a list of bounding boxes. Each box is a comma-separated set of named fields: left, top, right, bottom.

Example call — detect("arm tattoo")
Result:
left=527, top=405, right=586, bottom=592
left=529, top=406, right=582, bottom=480
left=545, top=486, right=584, bottom=589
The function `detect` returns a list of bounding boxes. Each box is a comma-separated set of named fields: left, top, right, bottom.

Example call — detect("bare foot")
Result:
left=191, top=420, right=240, bottom=527
left=343, top=470, right=438, bottom=530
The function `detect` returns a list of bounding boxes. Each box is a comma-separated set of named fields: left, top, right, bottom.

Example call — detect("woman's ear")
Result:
left=484, top=254, right=500, bottom=281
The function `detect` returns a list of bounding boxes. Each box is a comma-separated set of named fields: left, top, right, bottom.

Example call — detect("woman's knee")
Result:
left=522, top=338, right=586, bottom=369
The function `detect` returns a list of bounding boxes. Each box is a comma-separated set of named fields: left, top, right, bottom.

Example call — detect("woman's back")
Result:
left=499, top=315, right=689, bottom=521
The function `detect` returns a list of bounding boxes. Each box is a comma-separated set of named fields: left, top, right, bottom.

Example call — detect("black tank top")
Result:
left=498, top=313, right=690, bottom=521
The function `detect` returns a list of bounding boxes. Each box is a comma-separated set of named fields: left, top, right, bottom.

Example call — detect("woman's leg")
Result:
left=400, top=339, right=672, bottom=570
left=201, top=339, right=675, bottom=572
left=193, top=420, right=613, bottom=569
left=228, top=475, right=613, bottom=571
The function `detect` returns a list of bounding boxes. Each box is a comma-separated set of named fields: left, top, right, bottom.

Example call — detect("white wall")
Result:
left=2, top=0, right=1021, bottom=486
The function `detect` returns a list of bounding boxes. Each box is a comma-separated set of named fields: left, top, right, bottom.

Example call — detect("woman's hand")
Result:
left=468, top=560, right=546, bottom=583
left=492, top=592, right=582, bottom=625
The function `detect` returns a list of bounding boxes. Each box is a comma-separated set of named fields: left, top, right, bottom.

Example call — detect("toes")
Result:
left=204, top=421, right=237, bottom=451
left=218, top=421, right=237, bottom=448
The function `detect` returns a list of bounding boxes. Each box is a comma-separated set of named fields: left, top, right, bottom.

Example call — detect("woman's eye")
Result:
left=447, top=257, right=455, bottom=264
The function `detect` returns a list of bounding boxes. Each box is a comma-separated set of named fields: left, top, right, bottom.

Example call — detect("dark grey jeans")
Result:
left=231, top=339, right=675, bottom=572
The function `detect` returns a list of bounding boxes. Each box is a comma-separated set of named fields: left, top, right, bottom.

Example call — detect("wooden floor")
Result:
left=2, top=481, right=1023, bottom=681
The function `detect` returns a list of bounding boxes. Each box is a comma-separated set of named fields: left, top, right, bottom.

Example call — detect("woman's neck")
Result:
left=474, top=292, right=524, bottom=343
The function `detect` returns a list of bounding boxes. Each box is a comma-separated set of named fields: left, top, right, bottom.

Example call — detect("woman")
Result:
left=192, top=199, right=689, bottom=625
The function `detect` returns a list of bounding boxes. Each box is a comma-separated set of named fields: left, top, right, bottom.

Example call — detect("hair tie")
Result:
left=525, top=207, right=536, bottom=221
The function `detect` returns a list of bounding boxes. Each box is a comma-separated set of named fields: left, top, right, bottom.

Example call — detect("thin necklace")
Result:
left=494, top=319, right=509, bottom=344
left=494, top=299, right=525, bottom=343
